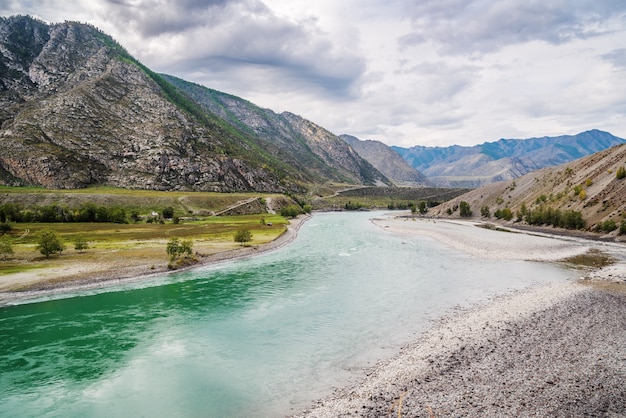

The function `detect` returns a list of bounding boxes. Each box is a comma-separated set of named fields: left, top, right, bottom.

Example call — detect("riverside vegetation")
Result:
left=0, top=185, right=466, bottom=291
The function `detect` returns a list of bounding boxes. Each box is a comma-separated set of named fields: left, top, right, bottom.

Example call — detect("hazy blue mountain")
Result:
left=393, top=130, right=626, bottom=187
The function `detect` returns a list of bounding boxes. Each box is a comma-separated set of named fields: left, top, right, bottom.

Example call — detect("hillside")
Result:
left=0, top=16, right=388, bottom=192
left=339, top=134, right=430, bottom=186
left=431, top=144, right=626, bottom=239
left=393, top=130, right=626, bottom=187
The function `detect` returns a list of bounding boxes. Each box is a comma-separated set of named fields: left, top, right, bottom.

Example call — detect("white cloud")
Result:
left=1, top=0, right=626, bottom=146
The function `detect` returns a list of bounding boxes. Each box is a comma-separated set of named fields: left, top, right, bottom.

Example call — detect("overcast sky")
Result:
left=2, top=0, right=626, bottom=147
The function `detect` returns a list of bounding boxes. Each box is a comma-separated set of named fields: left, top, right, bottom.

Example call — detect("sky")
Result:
left=2, top=0, right=626, bottom=147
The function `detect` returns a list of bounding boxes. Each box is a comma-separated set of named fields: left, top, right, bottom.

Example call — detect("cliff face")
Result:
left=0, top=16, right=387, bottom=191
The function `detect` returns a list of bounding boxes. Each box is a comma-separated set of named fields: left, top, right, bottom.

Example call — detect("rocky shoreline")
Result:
left=293, top=282, right=626, bottom=417
left=292, top=217, right=626, bottom=417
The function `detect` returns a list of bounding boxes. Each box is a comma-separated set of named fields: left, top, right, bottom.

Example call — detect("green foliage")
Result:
left=344, top=201, right=366, bottom=211
left=0, top=202, right=127, bottom=223
left=525, top=206, right=585, bottom=230
left=36, top=229, right=65, bottom=258
left=459, top=201, right=472, bottom=217
left=162, top=206, right=175, bottom=219
left=0, top=238, right=14, bottom=259
left=595, top=220, right=617, bottom=233
left=73, top=235, right=89, bottom=252
left=620, top=220, right=626, bottom=235
left=166, top=237, right=193, bottom=261
left=417, top=201, right=428, bottom=214
left=494, top=207, right=513, bottom=221
left=616, top=166, right=626, bottom=180
left=280, top=205, right=302, bottom=218
left=234, top=228, right=253, bottom=246
left=0, top=222, right=12, bottom=235
left=480, top=205, right=490, bottom=218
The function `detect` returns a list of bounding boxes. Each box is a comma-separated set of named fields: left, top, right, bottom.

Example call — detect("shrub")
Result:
left=281, top=205, right=301, bottom=218
left=616, top=166, right=626, bottom=180
left=480, top=205, right=490, bottom=218
left=459, top=201, right=472, bottom=217
left=0, top=239, right=14, bottom=259
left=73, top=235, right=89, bottom=252
left=162, top=207, right=175, bottom=219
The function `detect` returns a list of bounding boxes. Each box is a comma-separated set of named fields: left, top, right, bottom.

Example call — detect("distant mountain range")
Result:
left=1, top=15, right=623, bottom=194
left=391, top=130, right=625, bottom=187
left=0, top=15, right=389, bottom=192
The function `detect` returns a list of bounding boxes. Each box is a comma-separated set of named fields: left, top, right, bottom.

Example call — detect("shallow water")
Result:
left=0, top=212, right=574, bottom=417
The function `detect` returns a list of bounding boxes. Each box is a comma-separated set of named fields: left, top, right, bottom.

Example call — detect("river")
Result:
left=0, top=211, right=574, bottom=417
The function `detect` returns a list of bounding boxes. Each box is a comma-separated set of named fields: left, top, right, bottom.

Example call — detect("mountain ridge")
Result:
left=393, top=130, right=626, bottom=187
left=0, top=15, right=389, bottom=192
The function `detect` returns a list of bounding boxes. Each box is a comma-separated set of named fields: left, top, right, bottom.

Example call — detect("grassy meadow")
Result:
left=0, top=187, right=292, bottom=291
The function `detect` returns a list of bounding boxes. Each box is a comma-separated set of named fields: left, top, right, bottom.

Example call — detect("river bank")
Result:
left=293, top=216, right=626, bottom=417
left=0, top=215, right=309, bottom=306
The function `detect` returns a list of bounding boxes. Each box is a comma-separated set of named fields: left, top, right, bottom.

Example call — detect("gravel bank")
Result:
left=294, top=217, right=626, bottom=417
left=294, top=282, right=626, bottom=417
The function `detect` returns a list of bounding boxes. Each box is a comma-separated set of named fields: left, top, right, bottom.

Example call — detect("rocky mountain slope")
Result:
left=339, top=134, right=429, bottom=186
left=0, top=15, right=388, bottom=192
left=431, top=144, right=626, bottom=238
left=162, top=76, right=390, bottom=187
left=393, top=130, right=625, bottom=187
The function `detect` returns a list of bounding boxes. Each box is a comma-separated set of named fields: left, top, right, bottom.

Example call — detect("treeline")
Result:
left=492, top=204, right=585, bottom=230
left=0, top=202, right=129, bottom=223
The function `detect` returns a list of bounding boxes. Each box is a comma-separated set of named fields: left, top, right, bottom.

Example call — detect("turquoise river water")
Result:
left=0, top=212, right=574, bottom=417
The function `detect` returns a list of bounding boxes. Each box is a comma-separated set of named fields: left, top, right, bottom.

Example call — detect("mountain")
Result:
left=338, top=134, right=430, bottom=186
left=393, top=130, right=626, bottom=187
left=430, top=144, right=626, bottom=237
left=0, top=15, right=389, bottom=192
left=161, top=75, right=390, bottom=187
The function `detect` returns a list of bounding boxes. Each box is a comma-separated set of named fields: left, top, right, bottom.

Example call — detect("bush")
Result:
left=616, top=166, right=626, bottom=180
left=459, top=201, right=472, bottom=217
left=73, top=235, right=89, bottom=252
left=281, top=205, right=301, bottom=218
left=480, top=205, right=490, bottom=218
left=0, top=239, right=14, bottom=259
left=0, top=222, right=12, bottom=235
left=162, top=207, right=175, bottom=219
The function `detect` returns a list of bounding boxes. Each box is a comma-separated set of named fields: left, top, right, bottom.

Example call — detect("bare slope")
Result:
left=431, top=144, right=626, bottom=239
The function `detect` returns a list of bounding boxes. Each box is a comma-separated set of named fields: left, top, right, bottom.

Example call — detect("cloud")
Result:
left=602, top=48, right=626, bottom=70
left=399, top=0, right=626, bottom=55
left=100, top=0, right=366, bottom=97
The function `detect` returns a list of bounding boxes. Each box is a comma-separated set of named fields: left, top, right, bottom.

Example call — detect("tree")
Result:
left=36, top=229, right=65, bottom=258
left=0, top=238, right=14, bottom=260
left=73, top=235, right=89, bottom=252
left=418, top=201, right=428, bottom=214
left=166, top=237, right=181, bottom=261
left=459, top=201, right=472, bottom=217
left=166, top=237, right=193, bottom=262
left=162, top=206, right=175, bottom=219
left=234, top=228, right=253, bottom=246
